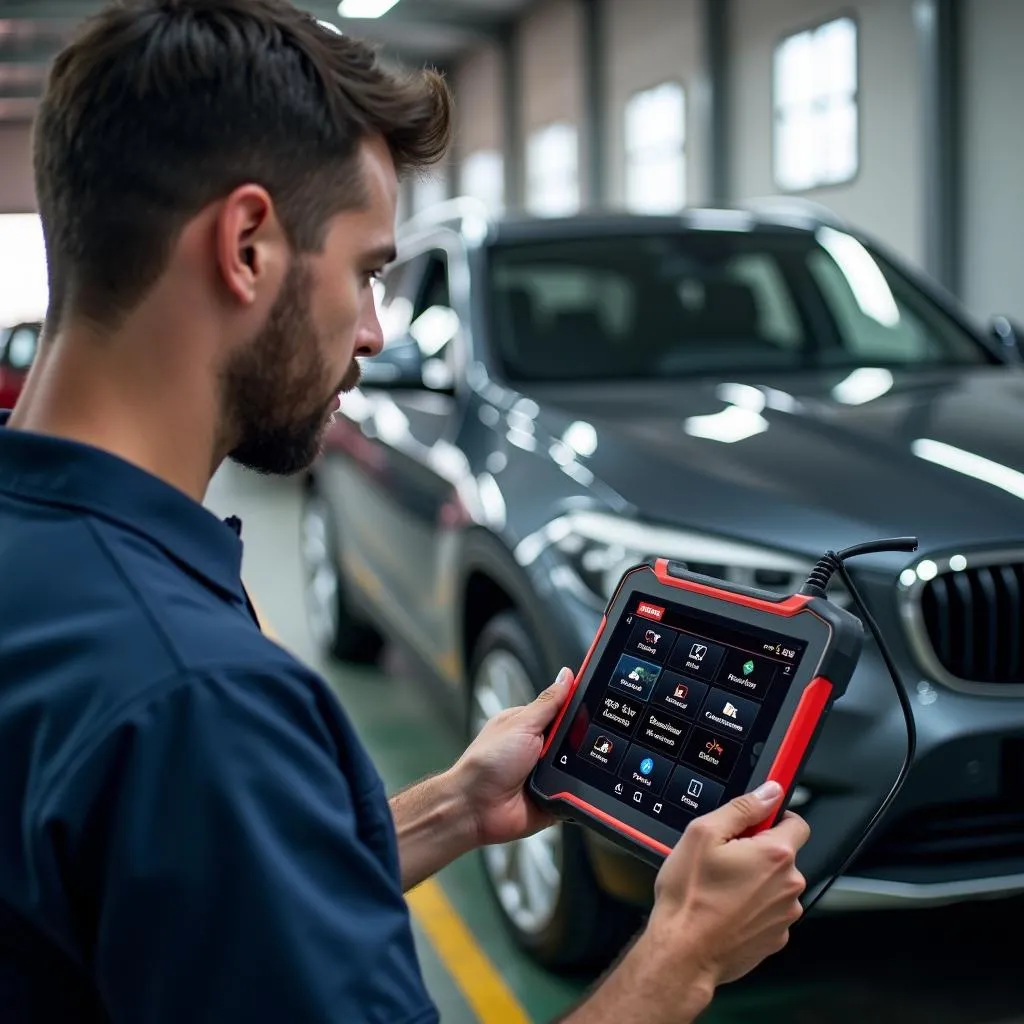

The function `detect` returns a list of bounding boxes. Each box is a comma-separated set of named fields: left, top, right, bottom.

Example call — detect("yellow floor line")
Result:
left=407, top=878, right=532, bottom=1024
left=251, top=598, right=532, bottom=1024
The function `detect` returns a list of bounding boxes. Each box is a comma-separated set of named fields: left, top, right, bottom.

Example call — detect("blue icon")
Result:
left=640, top=757, right=654, bottom=776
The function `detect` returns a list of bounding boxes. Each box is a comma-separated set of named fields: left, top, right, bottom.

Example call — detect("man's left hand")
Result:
left=449, top=666, right=574, bottom=848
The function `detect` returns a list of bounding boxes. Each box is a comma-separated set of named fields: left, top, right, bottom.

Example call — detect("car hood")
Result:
left=527, top=366, right=1024, bottom=563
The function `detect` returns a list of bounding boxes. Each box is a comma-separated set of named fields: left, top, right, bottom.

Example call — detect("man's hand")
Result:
left=449, top=666, right=574, bottom=848
left=559, top=783, right=809, bottom=1024
left=645, top=782, right=809, bottom=984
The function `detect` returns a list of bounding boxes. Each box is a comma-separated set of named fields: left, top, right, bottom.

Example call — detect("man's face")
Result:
left=224, top=137, right=396, bottom=475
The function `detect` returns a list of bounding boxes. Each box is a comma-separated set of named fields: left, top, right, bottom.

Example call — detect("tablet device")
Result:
left=529, top=557, right=865, bottom=864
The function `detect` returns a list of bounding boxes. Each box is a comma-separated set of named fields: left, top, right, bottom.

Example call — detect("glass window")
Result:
left=624, top=82, right=686, bottom=214
left=486, top=230, right=989, bottom=382
left=526, top=123, right=579, bottom=217
left=460, top=149, right=505, bottom=213
left=773, top=17, right=858, bottom=191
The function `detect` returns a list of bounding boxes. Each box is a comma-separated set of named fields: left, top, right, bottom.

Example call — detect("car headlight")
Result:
left=515, top=509, right=849, bottom=609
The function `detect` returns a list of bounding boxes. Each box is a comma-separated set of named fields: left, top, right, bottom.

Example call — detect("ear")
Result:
left=214, top=184, right=288, bottom=306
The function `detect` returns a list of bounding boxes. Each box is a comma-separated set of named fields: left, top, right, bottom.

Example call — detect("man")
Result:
left=0, top=2, right=809, bottom=1021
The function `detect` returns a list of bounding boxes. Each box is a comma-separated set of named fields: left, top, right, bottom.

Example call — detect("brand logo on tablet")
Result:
left=637, top=602, right=665, bottom=621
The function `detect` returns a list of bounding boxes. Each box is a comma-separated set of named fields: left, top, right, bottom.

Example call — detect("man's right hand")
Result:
left=560, top=781, right=809, bottom=1024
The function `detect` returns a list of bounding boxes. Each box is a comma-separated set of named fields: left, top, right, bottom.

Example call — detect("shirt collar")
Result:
left=0, top=410, right=245, bottom=602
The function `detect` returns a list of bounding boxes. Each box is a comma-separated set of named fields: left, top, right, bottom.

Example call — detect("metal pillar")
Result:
left=703, top=0, right=730, bottom=206
left=581, top=0, right=607, bottom=209
left=915, top=0, right=960, bottom=294
left=500, top=25, right=523, bottom=211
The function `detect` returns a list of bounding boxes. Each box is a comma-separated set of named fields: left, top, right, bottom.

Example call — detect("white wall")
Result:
left=961, top=0, right=1024, bottom=322
left=454, top=43, right=503, bottom=157
left=604, top=0, right=708, bottom=207
left=0, top=124, right=36, bottom=213
left=518, top=0, right=586, bottom=201
left=729, top=0, right=923, bottom=268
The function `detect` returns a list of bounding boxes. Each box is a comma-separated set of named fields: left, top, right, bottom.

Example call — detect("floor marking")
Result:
left=253, top=599, right=533, bottom=1023
left=407, top=877, right=533, bottom=1024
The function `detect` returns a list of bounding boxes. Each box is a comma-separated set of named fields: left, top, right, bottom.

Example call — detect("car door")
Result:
left=325, top=237, right=470, bottom=679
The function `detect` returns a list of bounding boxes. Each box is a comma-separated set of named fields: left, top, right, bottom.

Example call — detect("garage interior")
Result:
left=3, top=0, right=1024, bottom=1022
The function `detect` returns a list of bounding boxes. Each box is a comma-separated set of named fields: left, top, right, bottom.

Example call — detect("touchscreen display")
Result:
left=552, top=592, right=808, bottom=835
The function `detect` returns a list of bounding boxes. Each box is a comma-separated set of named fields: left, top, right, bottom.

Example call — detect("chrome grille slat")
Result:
left=1003, top=565, right=1021, bottom=680
left=911, top=553, right=1024, bottom=688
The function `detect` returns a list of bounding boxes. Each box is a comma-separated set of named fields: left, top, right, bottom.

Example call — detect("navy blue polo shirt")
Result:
left=0, top=413, right=437, bottom=1023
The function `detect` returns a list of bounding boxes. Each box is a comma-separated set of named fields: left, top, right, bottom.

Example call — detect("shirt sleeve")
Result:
left=31, top=664, right=439, bottom=1024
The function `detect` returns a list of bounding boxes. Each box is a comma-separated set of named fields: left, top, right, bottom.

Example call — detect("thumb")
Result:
left=521, top=667, right=574, bottom=730
left=701, top=781, right=784, bottom=841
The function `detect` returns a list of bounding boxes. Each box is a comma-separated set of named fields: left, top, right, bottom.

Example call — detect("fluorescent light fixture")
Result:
left=912, top=438, right=1024, bottom=502
left=684, top=406, right=769, bottom=444
left=831, top=367, right=894, bottom=405
left=338, top=0, right=401, bottom=18
left=817, top=226, right=900, bottom=328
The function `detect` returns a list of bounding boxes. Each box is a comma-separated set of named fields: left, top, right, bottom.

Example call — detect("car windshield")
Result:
left=486, top=228, right=990, bottom=381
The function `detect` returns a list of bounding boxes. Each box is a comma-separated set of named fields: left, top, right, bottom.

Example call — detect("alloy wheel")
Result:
left=471, top=648, right=563, bottom=936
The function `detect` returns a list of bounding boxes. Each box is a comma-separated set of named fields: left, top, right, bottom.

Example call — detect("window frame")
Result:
left=771, top=12, right=861, bottom=194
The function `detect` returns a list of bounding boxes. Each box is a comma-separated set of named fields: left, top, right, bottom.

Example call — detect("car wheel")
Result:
left=299, top=483, right=384, bottom=664
left=469, top=611, right=642, bottom=973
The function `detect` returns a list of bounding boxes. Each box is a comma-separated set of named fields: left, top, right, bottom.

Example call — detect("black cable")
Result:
left=796, top=537, right=919, bottom=918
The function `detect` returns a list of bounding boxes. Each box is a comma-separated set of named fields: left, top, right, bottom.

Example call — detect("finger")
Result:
left=699, top=782, right=783, bottom=841
left=520, top=667, right=574, bottom=729
left=763, top=810, right=811, bottom=852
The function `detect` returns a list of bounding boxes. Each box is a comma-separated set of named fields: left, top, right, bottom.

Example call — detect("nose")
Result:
left=356, top=292, right=384, bottom=358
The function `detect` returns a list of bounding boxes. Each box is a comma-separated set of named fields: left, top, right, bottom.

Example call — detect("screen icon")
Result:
left=690, top=643, right=708, bottom=662
left=632, top=791, right=643, bottom=803
left=639, top=757, right=655, bottom=776
left=687, top=778, right=703, bottom=798
left=645, top=629, right=662, bottom=645
left=743, top=659, right=755, bottom=676
left=653, top=802, right=663, bottom=814
left=614, top=782, right=624, bottom=795
left=559, top=754, right=568, bottom=765
left=593, top=735, right=614, bottom=756
left=673, top=682, right=689, bottom=700
left=722, top=701, right=739, bottom=720
left=705, top=739, right=724, bottom=758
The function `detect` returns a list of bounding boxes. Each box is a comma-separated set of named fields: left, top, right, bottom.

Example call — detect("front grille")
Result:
left=919, top=560, right=1024, bottom=685
left=854, top=798, right=1024, bottom=874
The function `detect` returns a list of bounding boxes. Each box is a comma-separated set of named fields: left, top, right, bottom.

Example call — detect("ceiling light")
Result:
left=338, top=0, right=401, bottom=18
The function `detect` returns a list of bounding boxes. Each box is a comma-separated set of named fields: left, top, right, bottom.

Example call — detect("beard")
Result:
left=220, top=258, right=360, bottom=476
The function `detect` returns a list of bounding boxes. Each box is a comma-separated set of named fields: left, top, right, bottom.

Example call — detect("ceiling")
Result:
left=0, top=0, right=532, bottom=123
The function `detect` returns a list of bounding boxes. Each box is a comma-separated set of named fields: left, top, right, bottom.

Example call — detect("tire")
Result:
left=299, top=483, right=384, bottom=664
left=469, top=610, right=643, bottom=973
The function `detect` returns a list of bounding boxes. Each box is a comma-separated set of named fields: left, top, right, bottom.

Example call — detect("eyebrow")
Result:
left=364, top=244, right=397, bottom=266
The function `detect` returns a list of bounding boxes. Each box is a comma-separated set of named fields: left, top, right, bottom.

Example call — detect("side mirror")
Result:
left=990, top=315, right=1024, bottom=363
left=358, top=334, right=456, bottom=393
left=359, top=336, right=427, bottom=390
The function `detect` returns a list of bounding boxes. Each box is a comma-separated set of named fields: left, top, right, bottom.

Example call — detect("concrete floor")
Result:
left=207, top=462, right=1024, bottom=1024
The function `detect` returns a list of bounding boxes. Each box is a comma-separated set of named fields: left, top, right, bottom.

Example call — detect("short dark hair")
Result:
left=33, top=0, right=452, bottom=329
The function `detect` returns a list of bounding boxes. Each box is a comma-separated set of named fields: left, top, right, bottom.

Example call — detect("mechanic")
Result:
left=0, top=2, right=809, bottom=1022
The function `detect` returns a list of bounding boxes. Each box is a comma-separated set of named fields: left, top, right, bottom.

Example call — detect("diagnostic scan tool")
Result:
left=530, top=539, right=918, bottom=910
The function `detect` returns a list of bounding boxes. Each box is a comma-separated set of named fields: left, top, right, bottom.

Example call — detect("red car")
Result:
left=0, top=322, right=40, bottom=409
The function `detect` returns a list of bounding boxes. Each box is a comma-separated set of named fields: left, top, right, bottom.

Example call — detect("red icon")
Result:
left=674, top=683, right=689, bottom=700
left=705, top=739, right=724, bottom=758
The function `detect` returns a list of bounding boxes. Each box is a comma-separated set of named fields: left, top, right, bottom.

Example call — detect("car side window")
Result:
left=407, top=250, right=462, bottom=389
left=376, top=258, right=423, bottom=349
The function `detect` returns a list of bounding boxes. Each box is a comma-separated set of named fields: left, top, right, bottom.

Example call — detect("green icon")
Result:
left=742, top=659, right=755, bottom=676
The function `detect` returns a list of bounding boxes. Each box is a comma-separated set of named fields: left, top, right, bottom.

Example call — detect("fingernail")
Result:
left=752, top=781, right=783, bottom=803
left=556, top=667, right=574, bottom=685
